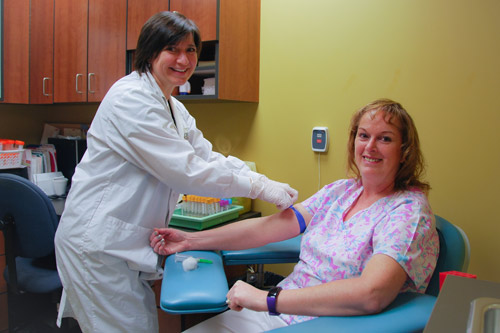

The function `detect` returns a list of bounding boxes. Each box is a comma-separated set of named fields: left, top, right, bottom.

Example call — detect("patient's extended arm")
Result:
left=150, top=204, right=311, bottom=256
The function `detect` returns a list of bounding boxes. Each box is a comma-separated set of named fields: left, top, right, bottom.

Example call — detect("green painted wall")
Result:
left=1, top=0, right=498, bottom=282
left=191, top=0, right=500, bottom=282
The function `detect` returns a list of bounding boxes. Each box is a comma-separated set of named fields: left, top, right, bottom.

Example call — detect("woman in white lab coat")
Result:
left=54, top=12, right=297, bottom=333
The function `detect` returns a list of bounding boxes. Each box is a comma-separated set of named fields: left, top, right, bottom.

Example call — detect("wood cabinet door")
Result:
left=87, top=0, right=127, bottom=102
left=218, top=0, right=260, bottom=102
left=126, top=0, right=169, bottom=50
left=30, top=0, right=54, bottom=104
left=54, top=0, right=88, bottom=103
left=1, top=0, right=30, bottom=104
left=170, top=0, right=217, bottom=41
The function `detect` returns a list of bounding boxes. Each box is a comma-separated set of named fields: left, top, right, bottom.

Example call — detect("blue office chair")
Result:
left=159, top=215, right=470, bottom=332
left=222, top=214, right=470, bottom=332
left=0, top=173, right=62, bottom=331
left=425, top=215, right=470, bottom=296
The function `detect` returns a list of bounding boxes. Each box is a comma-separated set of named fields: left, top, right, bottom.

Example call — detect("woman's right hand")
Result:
left=249, top=178, right=298, bottom=210
left=150, top=228, right=189, bottom=255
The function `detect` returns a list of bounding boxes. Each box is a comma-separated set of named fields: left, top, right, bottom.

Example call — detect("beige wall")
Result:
left=1, top=0, right=499, bottom=282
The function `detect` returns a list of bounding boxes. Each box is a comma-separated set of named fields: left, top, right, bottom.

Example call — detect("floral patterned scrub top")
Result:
left=278, top=179, right=440, bottom=325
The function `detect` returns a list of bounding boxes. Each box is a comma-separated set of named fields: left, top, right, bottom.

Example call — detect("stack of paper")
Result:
left=23, top=144, right=58, bottom=181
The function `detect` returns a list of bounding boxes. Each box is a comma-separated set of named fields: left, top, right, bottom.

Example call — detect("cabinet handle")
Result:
left=88, top=73, right=96, bottom=94
left=42, top=77, right=52, bottom=96
left=75, top=74, right=84, bottom=94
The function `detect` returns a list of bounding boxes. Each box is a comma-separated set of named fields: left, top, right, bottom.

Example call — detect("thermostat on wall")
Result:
left=312, top=127, right=329, bottom=152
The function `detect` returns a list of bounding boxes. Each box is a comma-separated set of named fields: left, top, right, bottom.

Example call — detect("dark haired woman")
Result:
left=54, top=12, right=297, bottom=332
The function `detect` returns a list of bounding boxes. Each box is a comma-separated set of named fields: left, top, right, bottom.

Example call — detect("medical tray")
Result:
left=169, top=205, right=243, bottom=230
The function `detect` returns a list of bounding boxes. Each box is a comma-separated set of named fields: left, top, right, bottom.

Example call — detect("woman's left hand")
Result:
left=225, top=280, right=268, bottom=312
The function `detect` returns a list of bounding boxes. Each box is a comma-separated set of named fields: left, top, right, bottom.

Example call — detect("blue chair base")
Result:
left=267, top=292, right=437, bottom=332
left=160, top=251, right=229, bottom=314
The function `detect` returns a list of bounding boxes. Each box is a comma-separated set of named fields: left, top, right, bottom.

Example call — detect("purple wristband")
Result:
left=267, top=286, right=282, bottom=316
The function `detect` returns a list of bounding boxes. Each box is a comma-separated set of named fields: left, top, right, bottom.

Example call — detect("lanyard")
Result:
left=166, top=99, right=177, bottom=128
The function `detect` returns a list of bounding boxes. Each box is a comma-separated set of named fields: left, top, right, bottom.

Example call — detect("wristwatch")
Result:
left=267, top=286, right=283, bottom=316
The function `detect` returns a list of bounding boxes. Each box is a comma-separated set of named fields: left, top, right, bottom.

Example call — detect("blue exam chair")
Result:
left=160, top=215, right=470, bottom=332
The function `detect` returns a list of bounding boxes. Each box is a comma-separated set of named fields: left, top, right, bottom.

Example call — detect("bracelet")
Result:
left=267, top=286, right=283, bottom=316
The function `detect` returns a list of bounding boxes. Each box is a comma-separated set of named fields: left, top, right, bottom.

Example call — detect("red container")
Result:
left=439, top=271, right=477, bottom=290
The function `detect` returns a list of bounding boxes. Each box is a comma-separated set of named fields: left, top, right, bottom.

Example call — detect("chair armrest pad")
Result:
left=160, top=251, right=229, bottom=314
left=222, top=236, right=302, bottom=265
left=267, top=292, right=437, bottom=332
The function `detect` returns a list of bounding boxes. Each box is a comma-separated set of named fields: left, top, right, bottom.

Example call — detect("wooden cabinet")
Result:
left=1, top=0, right=30, bottom=104
left=1, top=0, right=124, bottom=104
left=126, top=0, right=260, bottom=103
left=169, top=0, right=217, bottom=41
left=126, top=0, right=216, bottom=50
left=218, top=0, right=260, bottom=102
left=126, top=0, right=170, bottom=50
left=1, top=0, right=54, bottom=105
left=2, top=0, right=257, bottom=104
left=174, top=0, right=260, bottom=102
left=87, top=0, right=128, bottom=102
left=30, top=0, right=55, bottom=104
left=54, top=0, right=127, bottom=103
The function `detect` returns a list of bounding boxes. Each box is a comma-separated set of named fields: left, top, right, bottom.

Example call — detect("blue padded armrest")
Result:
left=160, top=251, right=229, bottom=314
left=222, top=236, right=302, bottom=265
left=267, top=292, right=437, bottom=332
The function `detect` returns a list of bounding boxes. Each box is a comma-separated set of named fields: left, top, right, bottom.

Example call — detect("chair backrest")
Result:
left=425, top=214, right=470, bottom=296
left=0, top=173, right=59, bottom=258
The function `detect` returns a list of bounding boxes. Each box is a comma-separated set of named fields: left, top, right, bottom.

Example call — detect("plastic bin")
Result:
left=0, top=150, right=24, bottom=169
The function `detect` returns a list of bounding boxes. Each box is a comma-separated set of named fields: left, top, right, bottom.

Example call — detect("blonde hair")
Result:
left=346, top=99, right=430, bottom=193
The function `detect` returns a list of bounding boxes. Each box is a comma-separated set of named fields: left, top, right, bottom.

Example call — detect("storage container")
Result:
left=0, top=150, right=24, bottom=169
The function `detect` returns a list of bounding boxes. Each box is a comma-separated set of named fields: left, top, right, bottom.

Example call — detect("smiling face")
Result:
left=150, top=33, right=198, bottom=98
left=354, top=110, right=403, bottom=191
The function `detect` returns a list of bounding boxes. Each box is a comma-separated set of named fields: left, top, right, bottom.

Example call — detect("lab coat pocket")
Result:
left=100, top=216, right=162, bottom=278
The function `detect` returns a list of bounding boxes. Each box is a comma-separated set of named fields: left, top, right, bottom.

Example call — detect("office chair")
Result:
left=0, top=173, right=62, bottom=331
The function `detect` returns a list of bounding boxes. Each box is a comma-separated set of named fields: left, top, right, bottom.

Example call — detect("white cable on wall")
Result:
left=318, top=153, right=321, bottom=190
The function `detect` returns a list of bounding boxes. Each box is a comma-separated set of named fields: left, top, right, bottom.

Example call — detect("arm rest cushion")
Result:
left=160, top=251, right=229, bottom=314
left=222, top=236, right=302, bottom=265
left=267, top=292, right=437, bottom=332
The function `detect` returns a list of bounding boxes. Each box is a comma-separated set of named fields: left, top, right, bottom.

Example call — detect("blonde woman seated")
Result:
left=150, top=99, right=439, bottom=332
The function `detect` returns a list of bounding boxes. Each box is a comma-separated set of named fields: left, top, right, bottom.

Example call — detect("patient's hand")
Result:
left=226, top=280, right=268, bottom=313
left=150, top=228, right=188, bottom=256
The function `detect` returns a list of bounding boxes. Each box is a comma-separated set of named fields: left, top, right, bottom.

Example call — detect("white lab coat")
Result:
left=54, top=71, right=254, bottom=332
